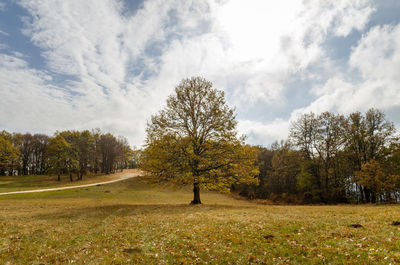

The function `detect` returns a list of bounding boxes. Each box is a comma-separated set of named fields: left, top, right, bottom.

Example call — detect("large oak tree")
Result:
left=141, top=77, right=258, bottom=204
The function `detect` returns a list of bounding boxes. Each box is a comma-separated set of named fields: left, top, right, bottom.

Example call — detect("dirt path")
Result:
left=0, top=170, right=142, bottom=196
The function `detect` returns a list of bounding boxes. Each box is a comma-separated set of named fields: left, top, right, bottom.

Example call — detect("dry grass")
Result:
left=0, top=177, right=399, bottom=264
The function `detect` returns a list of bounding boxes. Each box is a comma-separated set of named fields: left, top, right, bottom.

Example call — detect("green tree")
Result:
left=0, top=135, right=20, bottom=175
left=46, top=135, right=74, bottom=181
left=141, top=77, right=258, bottom=204
left=62, top=130, right=95, bottom=180
left=57, top=131, right=81, bottom=181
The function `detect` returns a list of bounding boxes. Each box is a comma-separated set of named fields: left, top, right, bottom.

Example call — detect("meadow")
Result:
left=0, top=172, right=399, bottom=264
left=0, top=172, right=123, bottom=193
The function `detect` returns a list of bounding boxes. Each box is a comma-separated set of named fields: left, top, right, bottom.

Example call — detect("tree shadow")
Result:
left=32, top=203, right=250, bottom=221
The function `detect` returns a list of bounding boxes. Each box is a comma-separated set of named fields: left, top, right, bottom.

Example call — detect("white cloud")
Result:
left=214, top=0, right=301, bottom=63
left=12, top=0, right=184, bottom=143
left=2, top=0, right=394, bottom=148
left=302, top=25, right=400, bottom=113
left=0, top=3, right=6, bottom=11
left=1, top=0, right=220, bottom=145
left=303, top=0, right=375, bottom=38
left=350, top=25, right=400, bottom=82
left=237, top=119, right=290, bottom=145
left=152, top=0, right=376, bottom=108
left=0, top=43, right=8, bottom=50
left=0, top=54, right=74, bottom=133
left=290, top=23, right=400, bottom=123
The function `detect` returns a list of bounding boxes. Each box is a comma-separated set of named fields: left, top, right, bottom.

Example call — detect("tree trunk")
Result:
left=191, top=182, right=201, bottom=204
left=57, top=174, right=60, bottom=181
left=364, top=188, right=371, bottom=203
left=371, top=191, right=376, bottom=203
left=69, top=172, right=73, bottom=182
left=359, top=185, right=364, bottom=203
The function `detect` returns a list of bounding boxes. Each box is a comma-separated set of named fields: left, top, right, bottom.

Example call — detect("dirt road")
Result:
left=0, top=170, right=142, bottom=196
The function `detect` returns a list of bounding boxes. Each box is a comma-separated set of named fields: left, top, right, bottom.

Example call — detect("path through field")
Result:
left=0, top=170, right=142, bottom=196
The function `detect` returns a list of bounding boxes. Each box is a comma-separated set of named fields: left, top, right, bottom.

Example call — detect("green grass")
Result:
left=0, top=171, right=128, bottom=193
left=0, top=177, right=399, bottom=264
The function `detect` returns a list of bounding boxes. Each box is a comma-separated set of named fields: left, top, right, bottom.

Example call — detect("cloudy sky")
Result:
left=1, top=0, right=400, bottom=147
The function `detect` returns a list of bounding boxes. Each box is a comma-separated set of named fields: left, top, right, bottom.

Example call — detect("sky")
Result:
left=1, top=0, right=400, bottom=148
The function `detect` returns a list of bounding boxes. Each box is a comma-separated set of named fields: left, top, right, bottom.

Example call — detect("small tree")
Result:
left=141, top=77, right=258, bottom=204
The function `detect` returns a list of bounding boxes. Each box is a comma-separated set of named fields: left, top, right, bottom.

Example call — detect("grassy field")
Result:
left=0, top=174, right=399, bottom=264
left=0, top=171, right=130, bottom=193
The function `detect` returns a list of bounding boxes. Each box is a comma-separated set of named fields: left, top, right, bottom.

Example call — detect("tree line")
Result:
left=139, top=77, right=400, bottom=205
left=0, top=129, right=135, bottom=180
left=2, top=76, right=398, bottom=205
left=236, top=109, right=400, bottom=204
